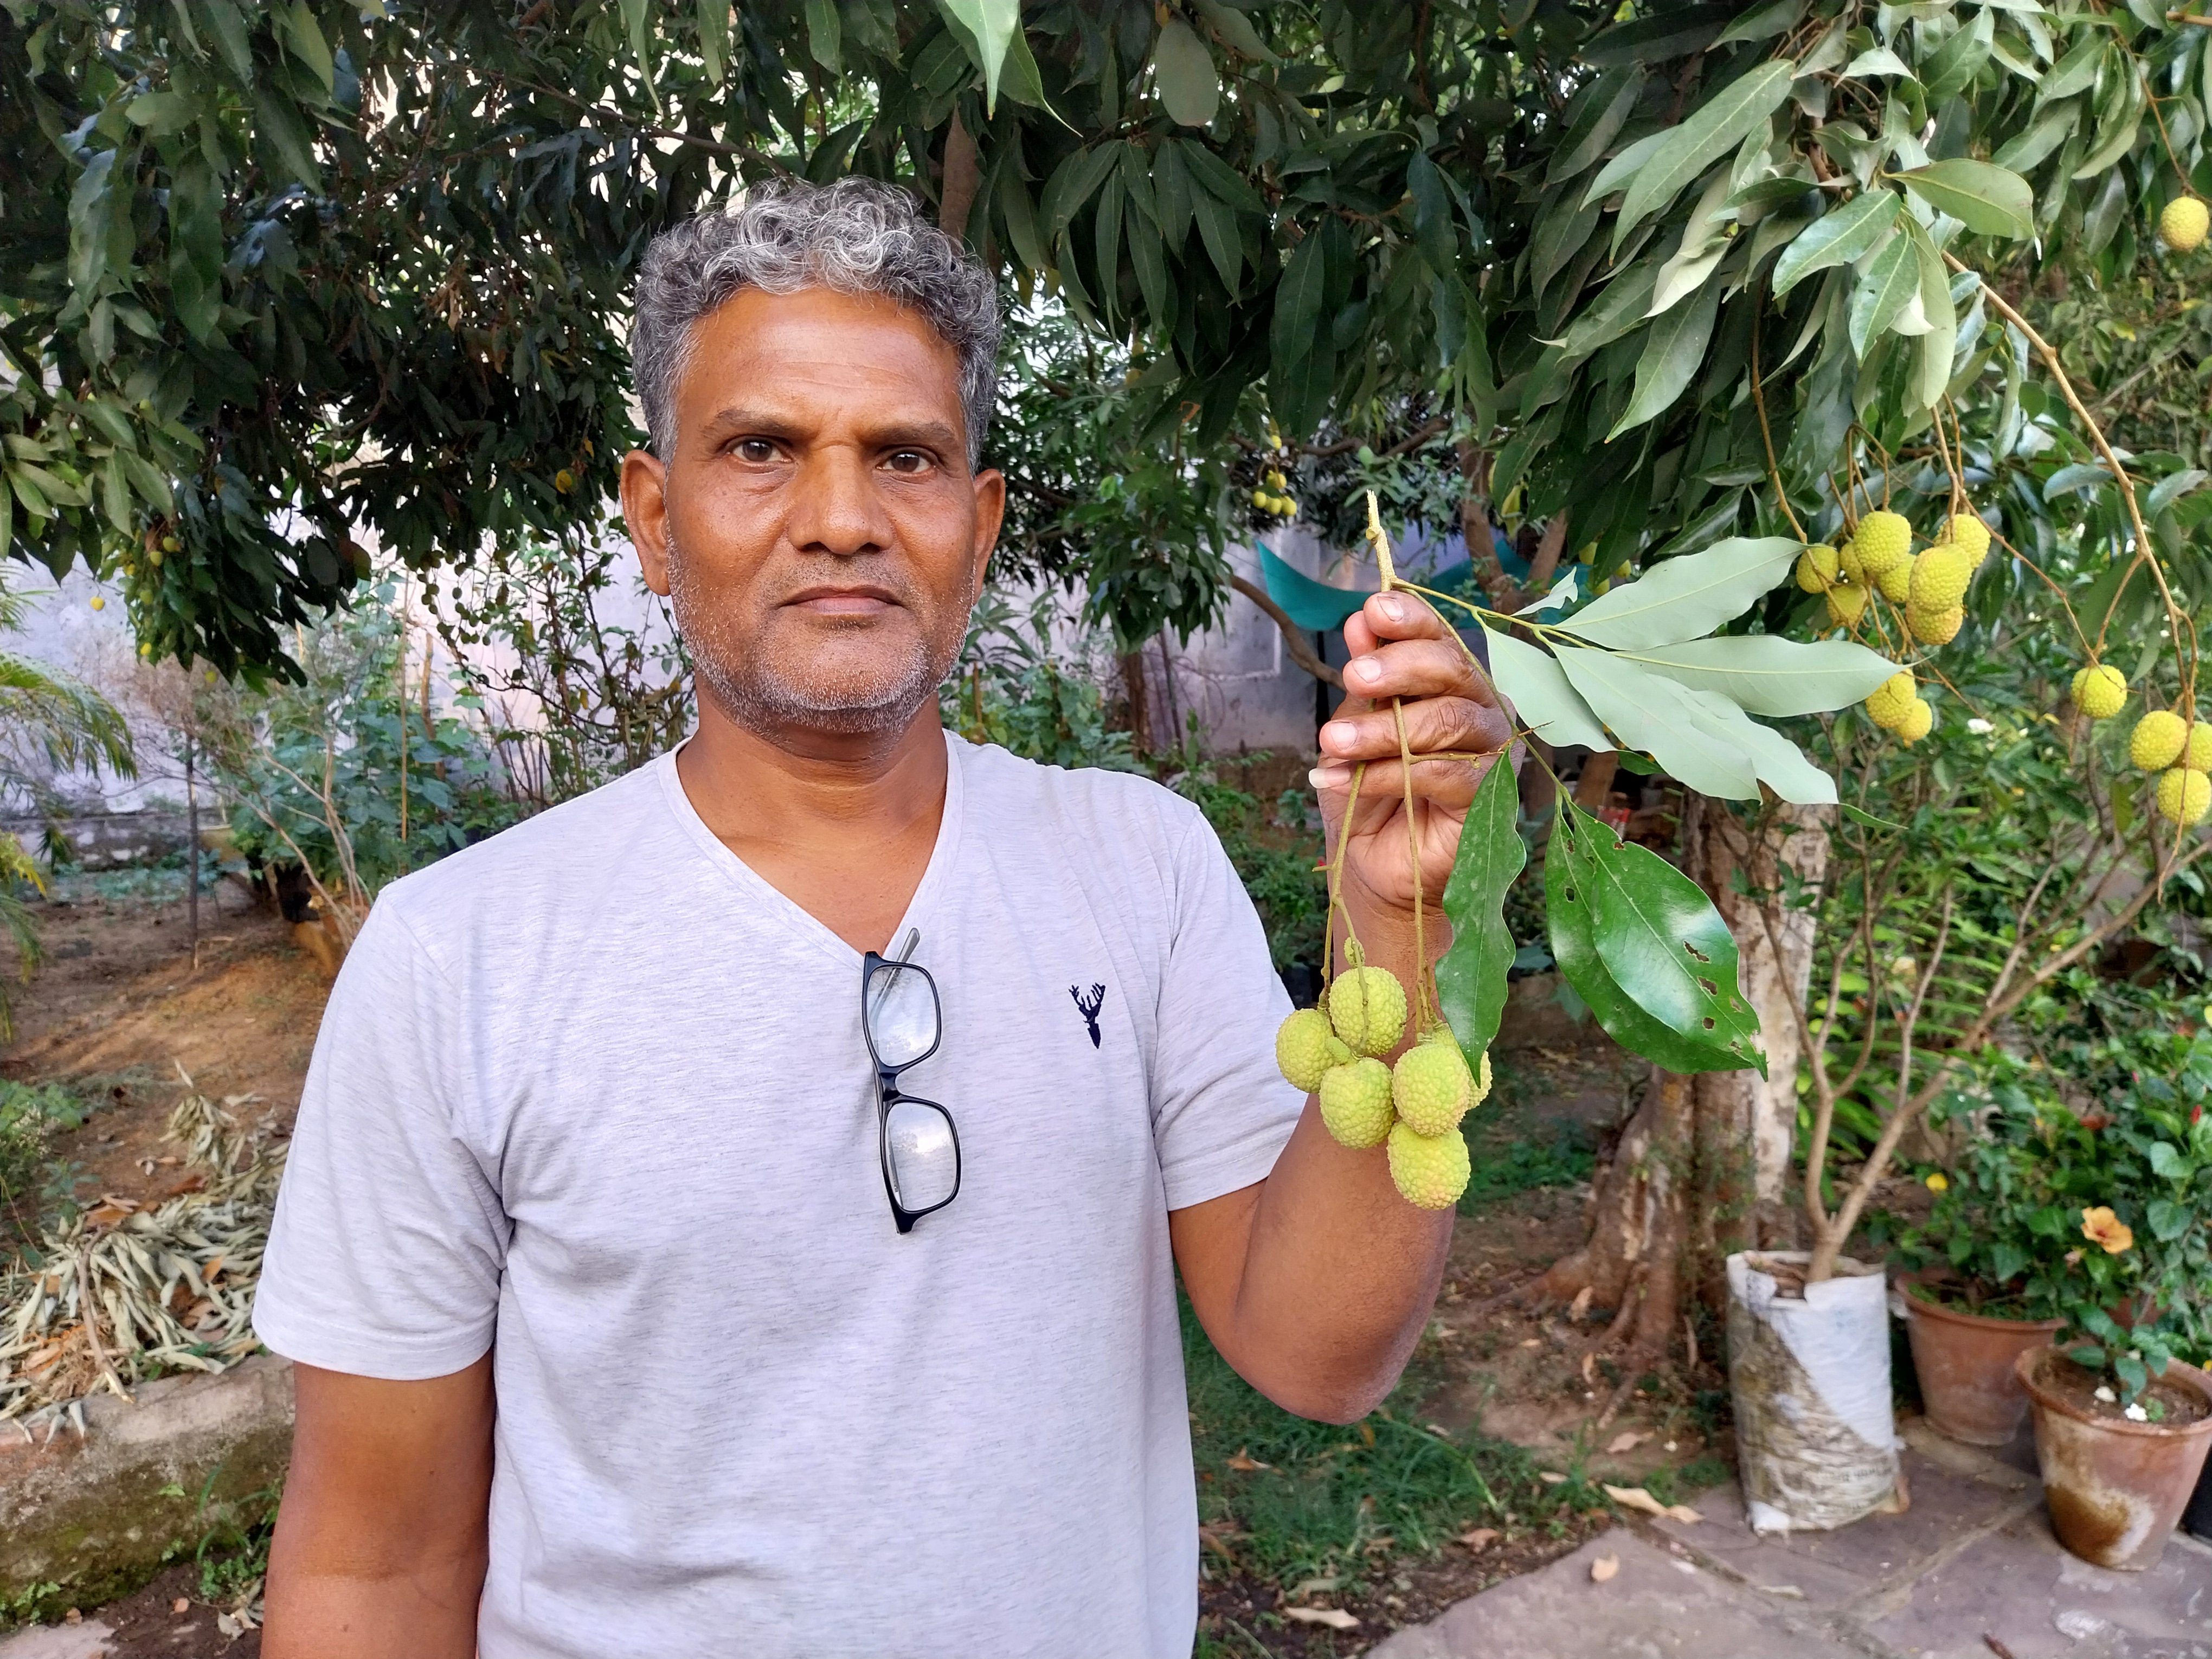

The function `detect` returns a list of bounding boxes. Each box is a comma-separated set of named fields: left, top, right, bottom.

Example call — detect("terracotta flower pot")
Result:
left=2017, top=1348, right=2212, bottom=1570
left=1898, top=1274, right=2062, bottom=1447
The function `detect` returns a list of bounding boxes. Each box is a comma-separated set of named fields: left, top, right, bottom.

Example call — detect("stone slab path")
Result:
left=1374, top=1419, right=2212, bottom=1659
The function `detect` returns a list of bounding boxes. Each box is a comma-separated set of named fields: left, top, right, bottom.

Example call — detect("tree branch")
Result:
left=1231, top=574, right=1343, bottom=687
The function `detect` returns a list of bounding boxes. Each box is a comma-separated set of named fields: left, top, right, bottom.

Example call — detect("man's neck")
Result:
left=674, top=696, right=951, bottom=953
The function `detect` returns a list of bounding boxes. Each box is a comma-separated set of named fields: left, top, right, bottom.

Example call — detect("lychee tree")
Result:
left=11, top=2, right=2212, bottom=1349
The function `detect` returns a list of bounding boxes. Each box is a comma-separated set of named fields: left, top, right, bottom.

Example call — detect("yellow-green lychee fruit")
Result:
left=2072, top=665, right=2128, bottom=721
left=1906, top=603, right=1964, bottom=646
left=1795, top=544, right=1841, bottom=594
left=1826, top=582, right=1869, bottom=627
left=1854, top=510, right=1912, bottom=575
left=1898, top=697, right=1934, bottom=745
left=2159, top=767, right=2212, bottom=826
left=2162, top=195, right=2210, bottom=253
left=1275, top=1008, right=1340, bottom=1094
left=1387, top=1118, right=1472, bottom=1210
left=1909, top=543, right=1972, bottom=614
left=2131, top=709, right=2189, bottom=771
left=2189, top=722, right=2212, bottom=771
left=1472, top=1049, right=1493, bottom=1105
left=1393, top=1039, right=1473, bottom=1137
left=1939, top=513, right=1992, bottom=570
left=1329, top=965, right=1408, bottom=1057
left=1839, top=538, right=1868, bottom=587
left=1875, top=558, right=1914, bottom=603
left=1320, top=1057, right=1396, bottom=1148
left=1865, top=671, right=1916, bottom=730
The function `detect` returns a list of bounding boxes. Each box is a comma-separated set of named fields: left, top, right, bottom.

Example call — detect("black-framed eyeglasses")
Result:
left=861, top=932, right=961, bottom=1233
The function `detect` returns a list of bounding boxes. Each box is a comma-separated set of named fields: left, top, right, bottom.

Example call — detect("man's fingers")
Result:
left=1309, top=753, right=1496, bottom=814
left=1343, top=590, right=1452, bottom=659
left=1319, top=692, right=1510, bottom=767
left=1339, top=636, right=1488, bottom=706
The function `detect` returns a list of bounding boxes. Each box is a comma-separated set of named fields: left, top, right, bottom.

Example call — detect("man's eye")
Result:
left=734, top=439, right=777, bottom=462
left=884, top=450, right=931, bottom=474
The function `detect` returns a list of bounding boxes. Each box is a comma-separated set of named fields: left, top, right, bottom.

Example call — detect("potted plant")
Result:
left=2004, top=1043, right=2212, bottom=1570
left=1886, top=1071, right=2069, bottom=1446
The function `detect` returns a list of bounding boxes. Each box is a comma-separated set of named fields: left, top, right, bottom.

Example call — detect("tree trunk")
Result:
left=1537, top=795, right=1832, bottom=1341
left=937, top=112, right=981, bottom=245
left=1119, top=650, right=1153, bottom=754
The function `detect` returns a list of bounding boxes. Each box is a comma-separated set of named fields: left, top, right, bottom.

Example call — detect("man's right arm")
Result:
left=262, top=1356, right=496, bottom=1659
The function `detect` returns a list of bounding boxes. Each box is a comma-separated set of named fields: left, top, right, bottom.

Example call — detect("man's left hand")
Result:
left=1311, top=590, right=1513, bottom=932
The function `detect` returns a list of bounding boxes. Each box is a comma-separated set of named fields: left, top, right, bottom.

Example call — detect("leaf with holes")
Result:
left=1546, top=806, right=1755, bottom=1073
left=1437, top=754, right=1526, bottom=1060
left=1572, top=802, right=1764, bottom=1069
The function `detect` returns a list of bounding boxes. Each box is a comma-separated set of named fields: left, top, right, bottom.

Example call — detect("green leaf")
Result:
left=252, top=84, right=320, bottom=188
left=1191, top=0, right=1275, bottom=62
left=1127, top=192, right=1171, bottom=330
left=1892, top=159, right=2035, bottom=239
left=2149, top=1198, right=2193, bottom=1241
left=117, top=451, right=174, bottom=517
left=1992, top=101, right=2079, bottom=173
left=1907, top=216, right=1957, bottom=412
left=1581, top=130, right=1671, bottom=210
left=1152, top=19, right=1220, bottom=127
left=1551, top=646, right=1761, bottom=800
left=939, top=0, right=1021, bottom=113
left=1849, top=230, right=1919, bottom=359
left=1481, top=626, right=1611, bottom=750
left=1572, top=804, right=1764, bottom=1064
left=1547, top=68, right=1644, bottom=187
left=1270, top=232, right=1326, bottom=391
left=1624, top=634, right=1901, bottom=715
left=2149, top=1140, right=2191, bottom=1181
left=278, top=2, right=335, bottom=95
left=1041, top=146, right=1118, bottom=239
left=1094, top=172, right=1125, bottom=323
left=1716, top=0, right=1805, bottom=47
left=1407, top=151, right=1456, bottom=276
left=698, top=0, right=730, bottom=85
left=194, top=0, right=256, bottom=88
left=1919, top=5, right=1994, bottom=104
left=1990, top=1241, right=2029, bottom=1283
left=1616, top=61, right=1796, bottom=243
left=1436, top=755, right=1526, bottom=1059
left=1772, top=190, right=1900, bottom=298
left=806, top=0, right=843, bottom=69
left=1553, top=536, right=1800, bottom=649
left=2039, top=35, right=2105, bottom=102
left=1667, top=682, right=1837, bottom=805
left=1154, top=140, right=1194, bottom=250
left=1609, top=280, right=1720, bottom=438
left=1547, top=805, right=1763, bottom=1073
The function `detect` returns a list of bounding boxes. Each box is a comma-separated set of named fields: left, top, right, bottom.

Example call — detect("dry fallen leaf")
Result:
left=172, top=1598, right=190, bottom=1616
left=1519, top=1337, right=1542, bottom=1348
left=1590, top=1552, right=1621, bottom=1584
left=1284, top=1607, right=1360, bottom=1630
left=1225, top=1448, right=1271, bottom=1472
left=1580, top=1351, right=1598, bottom=1385
left=1457, top=1527, right=1500, bottom=1552
left=1666, top=1504, right=1702, bottom=1525
left=1605, top=1431, right=1650, bottom=1455
left=1603, top=1484, right=1669, bottom=1518
left=1568, top=1285, right=1594, bottom=1321
left=1289, top=1577, right=1340, bottom=1600
left=1540, top=1470, right=1568, bottom=1485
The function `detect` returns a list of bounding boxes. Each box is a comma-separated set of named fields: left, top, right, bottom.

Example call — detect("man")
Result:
left=254, top=178, right=1507, bottom=1658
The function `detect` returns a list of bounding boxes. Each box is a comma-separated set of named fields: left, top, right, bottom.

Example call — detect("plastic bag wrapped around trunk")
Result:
left=1727, top=1251, right=1899, bottom=1534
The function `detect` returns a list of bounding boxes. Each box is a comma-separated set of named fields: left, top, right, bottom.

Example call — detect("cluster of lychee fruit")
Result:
left=1274, top=964, right=1491, bottom=1208
left=1251, top=466, right=1300, bottom=519
left=1796, top=507, right=1994, bottom=746
left=2072, top=667, right=2212, bottom=825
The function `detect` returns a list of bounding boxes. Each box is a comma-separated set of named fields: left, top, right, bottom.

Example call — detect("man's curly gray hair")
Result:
left=632, top=178, right=1001, bottom=471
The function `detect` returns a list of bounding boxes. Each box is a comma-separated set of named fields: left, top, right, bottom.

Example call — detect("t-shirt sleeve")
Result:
left=1148, top=808, right=1308, bottom=1211
left=252, top=898, right=510, bottom=1380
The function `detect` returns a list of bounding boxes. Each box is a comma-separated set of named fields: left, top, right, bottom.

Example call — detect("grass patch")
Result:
left=0, top=1080, right=93, bottom=1250
left=1458, top=1118, right=1595, bottom=1213
left=1184, top=1296, right=1606, bottom=1595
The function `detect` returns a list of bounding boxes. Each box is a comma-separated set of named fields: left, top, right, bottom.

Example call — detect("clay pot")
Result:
left=2017, top=1348, right=2212, bottom=1570
left=1898, top=1274, right=2061, bottom=1447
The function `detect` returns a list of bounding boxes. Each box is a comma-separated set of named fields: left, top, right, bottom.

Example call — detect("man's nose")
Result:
left=786, top=442, right=896, bottom=557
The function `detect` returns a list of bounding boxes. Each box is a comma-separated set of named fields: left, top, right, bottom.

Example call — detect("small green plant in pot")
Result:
left=1887, top=1069, right=2072, bottom=1447
left=1996, top=1037, right=2212, bottom=1570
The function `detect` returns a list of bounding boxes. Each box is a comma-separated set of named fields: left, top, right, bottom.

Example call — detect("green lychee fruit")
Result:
left=1321, top=1058, right=1396, bottom=1148
left=1794, top=545, right=1841, bottom=594
left=1875, top=560, right=1913, bottom=603
left=2159, top=767, right=2212, bottom=826
left=1854, top=510, right=1913, bottom=574
left=1275, top=1008, right=1339, bottom=1094
left=2189, top=722, right=2212, bottom=771
left=1388, top=1118, right=1471, bottom=1210
left=2072, top=665, right=2127, bottom=721
left=1898, top=698, right=1934, bottom=745
left=1908, top=543, right=1971, bottom=613
left=1907, top=602, right=1963, bottom=646
left=1825, top=582, right=1869, bottom=627
left=2162, top=195, right=2209, bottom=253
left=1392, top=1039, right=1472, bottom=1137
left=2132, top=710, right=2189, bottom=771
left=1865, top=671, right=1915, bottom=730
left=1329, top=966, right=1408, bottom=1057
left=1939, top=513, right=1992, bottom=570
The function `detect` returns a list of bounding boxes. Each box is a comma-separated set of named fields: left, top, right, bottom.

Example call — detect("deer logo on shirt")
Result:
left=1070, top=983, right=1105, bottom=1048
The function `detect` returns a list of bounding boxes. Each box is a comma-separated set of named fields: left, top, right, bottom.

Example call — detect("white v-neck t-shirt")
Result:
left=252, top=732, right=1306, bottom=1658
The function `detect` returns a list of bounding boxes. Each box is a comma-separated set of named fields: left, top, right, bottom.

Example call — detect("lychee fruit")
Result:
left=1387, top=1118, right=1472, bottom=1210
left=1276, top=1008, right=1344, bottom=1094
left=2072, top=665, right=2127, bottom=720
left=1865, top=671, right=1915, bottom=730
left=2131, top=710, right=2189, bottom=771
left=1392, top=1037, right=1472, bottom=1137
left=1898, top=698, right=1934, bottom=744
left=1328, top=965, right=1408, bottom=1057
left=2162, top=195, right=2209, bottom=253
left=2158, top=767, right=2212, bottom=826
left=1320, top=1057, right=1396, bottom=1148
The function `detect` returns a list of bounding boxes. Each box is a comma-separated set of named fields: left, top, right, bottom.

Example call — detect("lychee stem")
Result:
left=1365, top=490, right=1437, bottom=1033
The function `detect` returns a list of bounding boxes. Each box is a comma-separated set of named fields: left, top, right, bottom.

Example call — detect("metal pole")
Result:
left=185, top=736, right=199, bottom=954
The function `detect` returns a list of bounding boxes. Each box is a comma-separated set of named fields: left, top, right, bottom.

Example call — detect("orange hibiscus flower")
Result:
left=2081, top=1206, right=2134, bottom=1255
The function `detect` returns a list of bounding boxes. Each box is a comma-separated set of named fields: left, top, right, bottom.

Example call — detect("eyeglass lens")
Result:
left=867, top=962, right=939, bottom=1070
left=885, top=1098, right=958, bottom=1211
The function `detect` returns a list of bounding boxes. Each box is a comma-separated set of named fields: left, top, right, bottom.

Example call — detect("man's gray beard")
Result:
left=664, top=528, right=964, bottom=739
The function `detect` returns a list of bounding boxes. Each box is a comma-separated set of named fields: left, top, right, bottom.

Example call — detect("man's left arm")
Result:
left=1171, top=590, right=1510, bottom=1423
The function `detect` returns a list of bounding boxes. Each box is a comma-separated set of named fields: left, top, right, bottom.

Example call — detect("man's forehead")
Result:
left=676, top=286, right=964, bottom=430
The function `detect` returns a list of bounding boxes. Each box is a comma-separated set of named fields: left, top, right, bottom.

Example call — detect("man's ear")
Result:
left=969, top=465, right=1006, bottom=594
left=623, top=449, right=673, bottom=597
